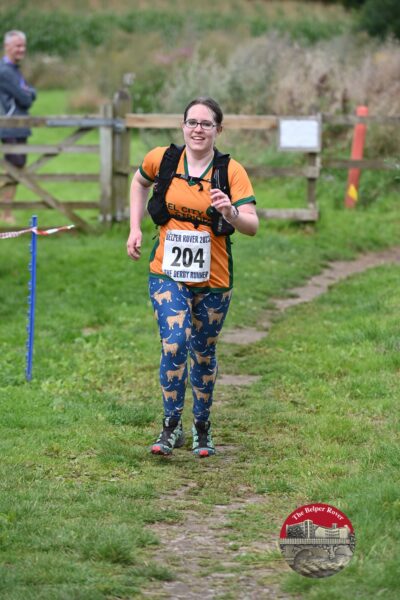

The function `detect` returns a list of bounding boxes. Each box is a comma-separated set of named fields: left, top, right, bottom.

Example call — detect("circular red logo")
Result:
left=279, top=503, right=355, bottom=578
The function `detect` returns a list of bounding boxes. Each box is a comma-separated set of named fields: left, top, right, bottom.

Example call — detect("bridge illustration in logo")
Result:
left=279, top=518, right=355, bottom=578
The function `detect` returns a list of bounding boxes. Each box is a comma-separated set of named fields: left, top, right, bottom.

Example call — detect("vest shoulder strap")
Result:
left=158, top=143, right=185, bottom=179
left=212, top=148, right=231, bottom=198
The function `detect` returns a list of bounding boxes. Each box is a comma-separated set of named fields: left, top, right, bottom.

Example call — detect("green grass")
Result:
left=1, top=179, right=400, bottom=597
left=1, top=89, right=400, bottom=598
left=0, top=2, right=353, bottom=57
left=218, top=265, right=400, bottom=600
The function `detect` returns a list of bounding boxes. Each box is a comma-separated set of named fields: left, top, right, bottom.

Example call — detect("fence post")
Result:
left=306, top=152, right=320, bottom=216
left=111, top=87, right=131, bottom=221
left=99, top=102, right=113, bottom=223
left=344, top=105, right=368, bottom=208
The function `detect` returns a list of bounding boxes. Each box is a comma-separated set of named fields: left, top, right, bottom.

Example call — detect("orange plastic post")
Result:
left=344, top=105, right=368, bottom=208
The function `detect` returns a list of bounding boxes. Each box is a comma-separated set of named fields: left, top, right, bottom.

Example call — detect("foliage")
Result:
left=340, top=0, right=400, bottom=40
left=341, top=0, right=366, bottom=7
left=0, top=7, right=114, bottom=56
left=0, top=3, right=352, bottom=58
left=13, top=1, right=400, bottom=118
left=158, top=32, right=400, bottom=144
left=131, top=67, right=167, bottom=114
left=117, top=10, right=185, bottom=37
left=359, top=0, right=400, bottom=40
left=249, top=14, right=348, bottom=43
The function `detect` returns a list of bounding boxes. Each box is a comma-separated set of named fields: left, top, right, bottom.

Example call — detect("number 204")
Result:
left=171, top=246, right=205, bottom=269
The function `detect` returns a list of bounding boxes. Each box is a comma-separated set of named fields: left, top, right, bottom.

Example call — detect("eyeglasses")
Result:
left=184, top=119, right=216, bottom=131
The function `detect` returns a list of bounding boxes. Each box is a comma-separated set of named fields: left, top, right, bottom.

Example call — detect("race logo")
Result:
left=279, top=503, right=355, bottom=578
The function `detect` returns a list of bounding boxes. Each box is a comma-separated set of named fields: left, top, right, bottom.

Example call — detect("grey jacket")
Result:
left=0, top=60, right=36, bottom=138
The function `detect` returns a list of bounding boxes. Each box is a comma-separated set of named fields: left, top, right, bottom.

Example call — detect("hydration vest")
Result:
left=147, top=144, right=235, bottom=236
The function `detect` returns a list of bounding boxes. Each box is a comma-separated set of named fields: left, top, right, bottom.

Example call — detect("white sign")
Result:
left=279, top=117, right=321, bottom=152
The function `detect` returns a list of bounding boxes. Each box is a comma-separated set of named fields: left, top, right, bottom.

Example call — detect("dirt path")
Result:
left=221, top=246, right=400, bottom=348
left=141, top=487, right=291, bottom=600
left=140, top=247, right=400, bottom=599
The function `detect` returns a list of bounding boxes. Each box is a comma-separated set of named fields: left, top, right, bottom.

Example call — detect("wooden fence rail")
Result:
left=1, top=100, right=399, bottom=231
left=124, top=113, right=279, bottom=130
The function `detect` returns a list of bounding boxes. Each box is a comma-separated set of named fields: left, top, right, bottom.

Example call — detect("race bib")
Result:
left=162, top=230, right=211, bottom=283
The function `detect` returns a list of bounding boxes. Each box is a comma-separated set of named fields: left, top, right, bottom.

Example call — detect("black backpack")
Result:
left=147, top=144, right=235, bottom=236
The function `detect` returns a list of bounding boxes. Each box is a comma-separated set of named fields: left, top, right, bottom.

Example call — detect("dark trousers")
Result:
left=1, top=137, right=27, bottom=168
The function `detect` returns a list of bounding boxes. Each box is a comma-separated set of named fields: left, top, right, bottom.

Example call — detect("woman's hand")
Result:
left=210, top=188, right=259, bottom=236
left=210, top=188, right=235, bottom=220
left=127, top=170, right=153, bottom=261
left=127, top=229, right=142, bottom=261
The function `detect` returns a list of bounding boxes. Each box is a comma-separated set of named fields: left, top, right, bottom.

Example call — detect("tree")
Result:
left=342, top=0, right=366, bottom=8
left=359, top=0, right=400, bottom=40
left=341, top=1, right=366, bottom=8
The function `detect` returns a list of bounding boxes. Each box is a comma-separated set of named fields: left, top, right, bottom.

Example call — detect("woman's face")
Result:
left=182, top=104, right=221, bottom=155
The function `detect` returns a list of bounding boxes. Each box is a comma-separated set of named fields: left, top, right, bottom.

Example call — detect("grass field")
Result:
left=1, top=90, right=400, bottom=598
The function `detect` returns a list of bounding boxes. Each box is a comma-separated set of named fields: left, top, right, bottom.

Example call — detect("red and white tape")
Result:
left=0, top=225, right=75, bottom=239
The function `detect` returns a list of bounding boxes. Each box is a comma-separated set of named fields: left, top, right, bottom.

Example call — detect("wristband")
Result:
left=224, top=205, right=239, bottom=224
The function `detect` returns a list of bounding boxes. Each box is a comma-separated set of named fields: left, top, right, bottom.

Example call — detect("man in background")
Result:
left=0, top=30, right=36, bottom=224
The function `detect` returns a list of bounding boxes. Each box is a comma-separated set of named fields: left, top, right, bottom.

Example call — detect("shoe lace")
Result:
left=158, top=419, right=180, bottom=445
left=195, top=422, right=211, bottom=448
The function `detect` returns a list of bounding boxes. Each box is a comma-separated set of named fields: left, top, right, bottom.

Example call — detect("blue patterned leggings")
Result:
left=149, top=277, right=232, bottom=422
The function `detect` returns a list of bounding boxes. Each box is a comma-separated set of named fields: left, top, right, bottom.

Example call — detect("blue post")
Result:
left=26, top=215, right=37, bottom=382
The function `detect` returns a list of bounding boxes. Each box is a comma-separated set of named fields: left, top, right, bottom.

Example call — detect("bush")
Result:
left=131, top=67, right=167, bottom=113
left=250, top=16, right=349, bottom=43
left=341, top=0, right=366, bottom=7
left=359, top=0, right=400, bottom=40
left=118, top=10, right=184, bottom=38
left=158, top=32, right=400, bottom=132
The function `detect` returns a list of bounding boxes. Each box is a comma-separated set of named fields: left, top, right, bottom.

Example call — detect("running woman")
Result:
left=127, top=97, right=258, bottom=457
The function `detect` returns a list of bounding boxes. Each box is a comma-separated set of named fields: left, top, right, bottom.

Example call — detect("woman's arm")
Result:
left=209, top=188, right=259, bottom=236
left=126, top=170, right=153, bottom=261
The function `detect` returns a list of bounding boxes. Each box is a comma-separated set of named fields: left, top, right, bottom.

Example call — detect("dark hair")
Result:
left=183, top=97, right=223, bottom=126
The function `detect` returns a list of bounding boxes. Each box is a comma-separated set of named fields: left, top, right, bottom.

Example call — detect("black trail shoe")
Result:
left=151, top=417, right=185, bottom=456
left=192, top=420, right=216, bottom=457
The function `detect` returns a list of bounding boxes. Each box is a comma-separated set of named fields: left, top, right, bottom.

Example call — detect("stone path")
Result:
left=140, top=247, right=400, bottom=599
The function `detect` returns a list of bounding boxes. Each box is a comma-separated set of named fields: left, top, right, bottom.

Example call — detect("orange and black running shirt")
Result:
left=140, top=146, right=256, bottom=293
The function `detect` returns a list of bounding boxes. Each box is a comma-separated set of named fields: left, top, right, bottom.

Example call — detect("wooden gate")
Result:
left=0, top=89, right=131, bottom=233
